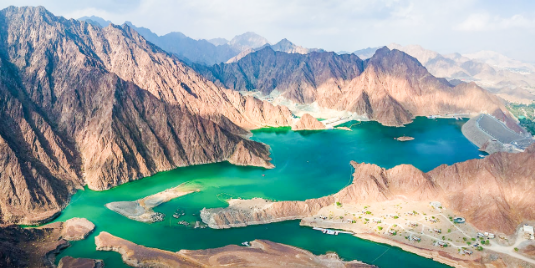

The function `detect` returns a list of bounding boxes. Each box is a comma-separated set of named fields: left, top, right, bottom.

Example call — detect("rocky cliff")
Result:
left=95, top=231, right=375, bottom=268
left=292, top=113, right=326, bottom=130
left=202, top=145, right=535, bottom=234
left=0, top=6, right=292, bottom=225
left=198, top=46, right=520, bottom=129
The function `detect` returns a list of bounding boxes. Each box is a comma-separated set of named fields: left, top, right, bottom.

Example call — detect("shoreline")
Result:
left=106, top=182, right=199, bottom=223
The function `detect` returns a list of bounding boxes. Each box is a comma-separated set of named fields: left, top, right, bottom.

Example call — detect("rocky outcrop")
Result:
left=198, top=46, right=520, bottom=129
left=202, top=145, right=535, bottom=235
left=200, top=197, right=334, bottom=229
left=0, top=218, right=94, bottom=268
left=58, top=256, right=104, bottom=268
left=292, top=114, right=326, bottom=130
left=0, top=6, right=292, bottom=225
left=95, top=231, right=375, bottom=268
left=61, top=218, right=95, bottom=241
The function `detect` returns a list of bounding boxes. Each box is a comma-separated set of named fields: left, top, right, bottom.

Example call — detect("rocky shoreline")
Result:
left=95, top=231, right=376, bottom=267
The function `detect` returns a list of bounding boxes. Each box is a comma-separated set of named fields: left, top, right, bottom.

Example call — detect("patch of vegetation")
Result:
left=471, top=238, right=476, bottom=241
left=448, top=229, right=451, bottom=233
left=336, top=201, right=342, bottom=207
left=393, top=216, right=399, bottom=219
left=514, top=247, right=519, bottom=252
left=507, top=102, right=535, bottom=135
left=378, top=226, right=383, bottom=230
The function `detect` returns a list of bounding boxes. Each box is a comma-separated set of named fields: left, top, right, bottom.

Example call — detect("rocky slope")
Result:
left=198, top=46, right=520, bottom=128
left=202, top=145, right=535, bottom=234
left=0, top=218, right=95, bottom=268
left=95, top=231, right=375, bottom=268
left=0, top=6, right=292, bottom=225
left=292, top=113, right=326, bottom=130
left=196, top=47, right=365, bottom=104
left=332, top=47, right=520, bottom=128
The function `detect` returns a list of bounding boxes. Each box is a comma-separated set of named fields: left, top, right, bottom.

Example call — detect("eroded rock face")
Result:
left=0, top=6, right=292, bottom=225
left=61, top=218, right=95, bottom=241
left=95, top=231, right=375, bottom=268
left=199, top=46, right=520, bottom=130
left=292, top=114, right=326, bottom=131
left=203, top=145, right=535, bottom=235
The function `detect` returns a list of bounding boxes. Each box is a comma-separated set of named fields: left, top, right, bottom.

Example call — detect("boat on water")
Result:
left=313, top=227, right=339, bottom=235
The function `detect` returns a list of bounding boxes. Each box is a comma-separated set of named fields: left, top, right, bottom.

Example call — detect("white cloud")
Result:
left=0, top=0, right=534, bottom=62
left=456, top=13, right=535, bottom=31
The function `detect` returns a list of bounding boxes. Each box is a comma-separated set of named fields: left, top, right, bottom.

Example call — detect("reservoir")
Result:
left=52, top=118, right=480, bottom=267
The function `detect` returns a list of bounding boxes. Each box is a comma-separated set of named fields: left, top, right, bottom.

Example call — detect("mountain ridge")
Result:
left=0, top=6, right=291, bottom=225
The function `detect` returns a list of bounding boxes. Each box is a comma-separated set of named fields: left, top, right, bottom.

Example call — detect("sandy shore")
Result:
left=106, top=183, right=199, bottom=223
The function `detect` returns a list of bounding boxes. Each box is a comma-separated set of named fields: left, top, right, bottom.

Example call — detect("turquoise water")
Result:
left=51, top=118, right=480, bottom=267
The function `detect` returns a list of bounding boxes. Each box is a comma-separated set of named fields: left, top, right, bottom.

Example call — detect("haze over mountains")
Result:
left=365, top=44, right=535, bottom=104
left=78, top=16, right=327, bottom=65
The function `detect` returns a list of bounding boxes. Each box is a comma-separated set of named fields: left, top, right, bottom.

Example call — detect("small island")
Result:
left=395, top=136, right=415, bottom=141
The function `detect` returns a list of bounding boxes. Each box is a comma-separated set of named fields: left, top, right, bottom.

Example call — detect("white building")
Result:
left=430, top=201, right=442, bottom=210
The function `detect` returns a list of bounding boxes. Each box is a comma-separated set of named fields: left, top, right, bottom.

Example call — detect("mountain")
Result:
left=123, top=22, right=241, bottom=65
left=197, top=46, right=520, bottom=129
left=352, top=47, right=381, bottom=59
left=227, top=38, right=325, bottom=63
left=464, top=50, right=535, bottom=74
left=388, top=44, right=535, bottom=104
left=78, top=15, right=112, bottom=27
left=196, top=47, right=365, bottom=104
left=0, top=6, right=292, bottom=225
left=207, top=37, right=229, bottom=46
left=228, top=32, right=269, bottom=51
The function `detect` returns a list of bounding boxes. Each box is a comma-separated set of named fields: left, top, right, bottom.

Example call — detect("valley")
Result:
left=0, top=4, right=534, bottom=268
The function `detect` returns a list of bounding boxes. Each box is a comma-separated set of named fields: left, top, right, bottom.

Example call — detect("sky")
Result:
left=1, top=0, right=535, bottom=62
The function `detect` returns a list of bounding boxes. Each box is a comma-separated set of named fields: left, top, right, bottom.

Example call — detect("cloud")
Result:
left=0, top=0, right=534, bottom=62
left=456, top=13, right=535, bottom=31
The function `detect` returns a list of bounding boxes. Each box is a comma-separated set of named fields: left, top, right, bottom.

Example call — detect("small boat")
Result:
left=479, top=154, right=485, bottom=158
left=241, top=241, right=250, bottom=246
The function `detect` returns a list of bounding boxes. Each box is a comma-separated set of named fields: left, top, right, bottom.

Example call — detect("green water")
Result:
left=52, top=118, right=480, bottom=267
